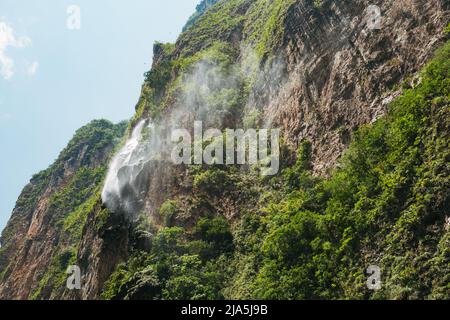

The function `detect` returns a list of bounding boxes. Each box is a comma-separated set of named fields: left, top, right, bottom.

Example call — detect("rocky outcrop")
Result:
left=119, top=0, right=449, bottom=235
left=263, top=0, right=449, bottom=174
left=183, top=0, right=221, bottom=32
left=0, top=120, right=127, bottom=299
left=0, top=0, right=448, bottom=300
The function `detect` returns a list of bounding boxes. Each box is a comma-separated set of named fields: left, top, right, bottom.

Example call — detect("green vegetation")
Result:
left=55, top=120, right=127, bottom=171
left=236, top=41, right=450, bottom=299
left=138, top=40, right=247, bottom=127
left=193, top=168, right=233, bottom=194
left=30, top=247, right=77, bottom=300
left=48, top=167, right=105, bottom=224
left=179, top=0, right=296, bottom=59
left=103, top=41, right=450, bottom=300
left=182, top=0, right=221, bottom=32
left=133, top=0, right=301, bottom=131
left=160, top=200, right=180, bottom=227
left=194, top=216, right=234, bottom=255
left=313, top=0, right=323, bottom=8
left=444, top=23, right=450, bottom=36
left=102, top=220, right=230, bottom=300
left=0, top=168, right=53, bottom=246
left=28, top=121, right=128, bottom=299
left=243, top=0, right=296, bottom=58
left=4, top=0, right=449, bottom=301
left=63, top=189, right=100, bottom=240
left=178, top=0, right=249, bottom=57
left=0, top=119, right=127, bottom=300
left=144, top=60, right=173, bottom=92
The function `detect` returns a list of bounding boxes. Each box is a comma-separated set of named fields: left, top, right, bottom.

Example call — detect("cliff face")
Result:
left=0, top=120, right=127, bottom=299
left=275, top=0, right=448, bottom=173
left=182, top=0, right=221, bottom=32
left=171, top=0, right=449, bottom=174
left=0, top=0, right=449, bottom=300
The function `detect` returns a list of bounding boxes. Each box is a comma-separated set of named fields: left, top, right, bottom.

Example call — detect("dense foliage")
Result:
left=102, top=41, right=449, bottom=300
left=3, top=0, right=448, bottom=301
left=102, top=217, right=232, bottom=300
left=182, top=0, right=220, bottom=32
left=0, top=119, right=127, bottom=299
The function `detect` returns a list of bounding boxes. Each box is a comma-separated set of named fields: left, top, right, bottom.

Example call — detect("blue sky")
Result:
left=0, top=0, right=200, bottom=231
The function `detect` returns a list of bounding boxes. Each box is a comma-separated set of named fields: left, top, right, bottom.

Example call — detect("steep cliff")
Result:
left=0, top=0, right=449, bottom=300
left=183, top=0, right=221, bottom=32
left=0, top=120, right=127, bottom=299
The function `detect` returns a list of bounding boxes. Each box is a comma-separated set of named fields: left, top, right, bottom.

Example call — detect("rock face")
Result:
left=273, top=0, right=448, bottom=174
left=118, top=0, right=449, bottom=242
left=0, top=120, right=127, bottom=299
left=0, top=0, right=448, bottom=300
left=183, top=0, right=221, bottom=32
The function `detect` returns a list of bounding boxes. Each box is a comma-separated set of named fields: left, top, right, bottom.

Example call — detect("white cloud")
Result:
left=0, top=20, right=32, bottom=80
left=27, top=61, right=39, bottom=76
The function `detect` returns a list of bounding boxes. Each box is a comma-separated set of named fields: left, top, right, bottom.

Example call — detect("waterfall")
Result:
left=102, top=119, right=150, bottom=215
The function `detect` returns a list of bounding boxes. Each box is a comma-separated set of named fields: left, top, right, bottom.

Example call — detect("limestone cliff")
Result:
left=0, top=120, right=127, bottom=299
left=0, top=0, right=449, bottom=300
